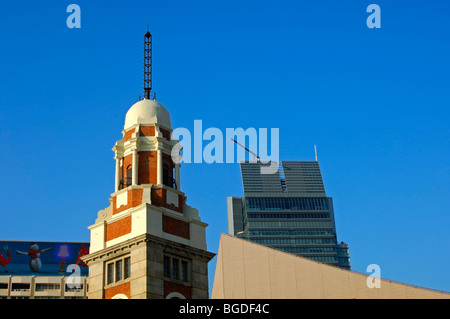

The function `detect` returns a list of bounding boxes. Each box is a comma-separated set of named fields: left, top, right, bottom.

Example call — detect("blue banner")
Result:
left=0, top=241, right=89, bottom=276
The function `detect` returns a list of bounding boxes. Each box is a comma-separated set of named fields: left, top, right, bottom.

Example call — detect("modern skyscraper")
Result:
left=227, top=160, right=351, bottom=269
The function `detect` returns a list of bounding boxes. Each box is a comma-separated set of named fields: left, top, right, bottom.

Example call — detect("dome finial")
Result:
left=124, top=99, right=171, bottom=130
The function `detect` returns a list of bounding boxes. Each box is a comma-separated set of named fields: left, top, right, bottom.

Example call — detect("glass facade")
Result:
left=246, top=197, right=329, bottom=211
left=228, top=161, right=351, bottom=270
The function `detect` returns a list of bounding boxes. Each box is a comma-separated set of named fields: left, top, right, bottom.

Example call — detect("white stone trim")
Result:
left=116, top=190, right=128, bottom=208
left=166, top=189, right=179, bottom=207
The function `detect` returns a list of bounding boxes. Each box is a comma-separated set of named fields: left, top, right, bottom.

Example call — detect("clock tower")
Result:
left=82, top=31, right=215, bottom=299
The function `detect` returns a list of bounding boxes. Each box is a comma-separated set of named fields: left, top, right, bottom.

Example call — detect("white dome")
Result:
left=124, top=98, right=171, bottom=130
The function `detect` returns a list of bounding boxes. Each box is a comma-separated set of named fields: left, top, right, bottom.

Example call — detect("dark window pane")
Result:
left=163, top=256, right=170, bottom=278
left=172, top=258, right=179, bottom=280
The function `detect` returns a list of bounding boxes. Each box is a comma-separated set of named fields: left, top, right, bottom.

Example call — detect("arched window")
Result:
left=163, top=164, right=175, bottom=188
left=163, top=164, right=170, bottom=187
left=125, top=165, right=132, bottom=187
left=165, top=292, right=186, bottom=299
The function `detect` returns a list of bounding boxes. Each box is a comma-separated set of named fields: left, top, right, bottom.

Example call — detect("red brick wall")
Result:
left=104, top=281, right=131, bottom=299
left=151, top=188, right=184, bottom=213
left=139, top=126, right=155, bottom=137
left=164, top=281, right=191, bottom=299
left=106, top=216, right=132, bottom=241
left=124, top=129, right=135, bottom=142
left=162, top=215, right=190, bottom=239
left=112, top=188, right=143, bottom=215
left=138, top=151, right=157, bottom=185
left=151, top=188, right=165, bottom=207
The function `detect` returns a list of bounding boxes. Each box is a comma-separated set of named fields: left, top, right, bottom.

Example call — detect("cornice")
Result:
left=82, top=233, right=215, bottom=265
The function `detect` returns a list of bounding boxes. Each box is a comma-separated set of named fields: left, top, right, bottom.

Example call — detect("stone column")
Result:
left=157, top=148, right=163, bottom=185
left=175, top=163, right=180, bottom=190
left=115, top=156, right=121, bottom=192
left=132, top=149, right=138, bottom=186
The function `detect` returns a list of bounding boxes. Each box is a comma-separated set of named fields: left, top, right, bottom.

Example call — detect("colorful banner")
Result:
left=0, top=241, right=89, bottom=276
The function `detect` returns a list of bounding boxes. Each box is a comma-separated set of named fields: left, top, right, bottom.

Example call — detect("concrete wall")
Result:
left=212, top=234, right=450, bottom=299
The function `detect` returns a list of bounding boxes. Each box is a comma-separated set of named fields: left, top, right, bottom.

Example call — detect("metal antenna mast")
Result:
left=144, top=30, right=152, bottom=99
left=231, top=138, right=260, bottom=162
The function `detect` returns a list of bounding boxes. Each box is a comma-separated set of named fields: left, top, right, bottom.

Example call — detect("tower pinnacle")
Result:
left=144, top=30, right=152, bottom=99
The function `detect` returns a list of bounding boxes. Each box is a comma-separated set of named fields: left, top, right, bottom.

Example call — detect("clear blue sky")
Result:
left=1, top=0, right=449, bottom=293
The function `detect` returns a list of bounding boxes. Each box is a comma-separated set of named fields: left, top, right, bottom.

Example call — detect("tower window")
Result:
left=163, top=256, right=171, bottom=278
left=172, top=258, right=179, bottom=280
left=163, top=165, right=169, bottom=187
left=105, top=256, right=131, bottom=286
left=126, top=165, right=132, bottom=187
left=115, top=260, right=123, bottom=281
left=181, top=261, right=188, bottom=282
left=107, top=263, right=114, bottom=285
left=163, top=255, right=190, bottom=283
left=120, top=165, right=132, bottom=189
left=124, top=257, right=131, bottom=279
left=163, top=165, right=175, bottom=188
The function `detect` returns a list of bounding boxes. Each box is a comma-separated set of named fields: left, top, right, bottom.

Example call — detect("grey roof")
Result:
left=240, top=161, right=326, bottom=197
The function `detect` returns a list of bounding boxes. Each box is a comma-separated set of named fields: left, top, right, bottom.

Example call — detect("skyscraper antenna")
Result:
left=231, top=138, right=260, bottom=162
left=144, top=29, right=152, bottom=99
left=314, top=144, right=318, bottom=161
